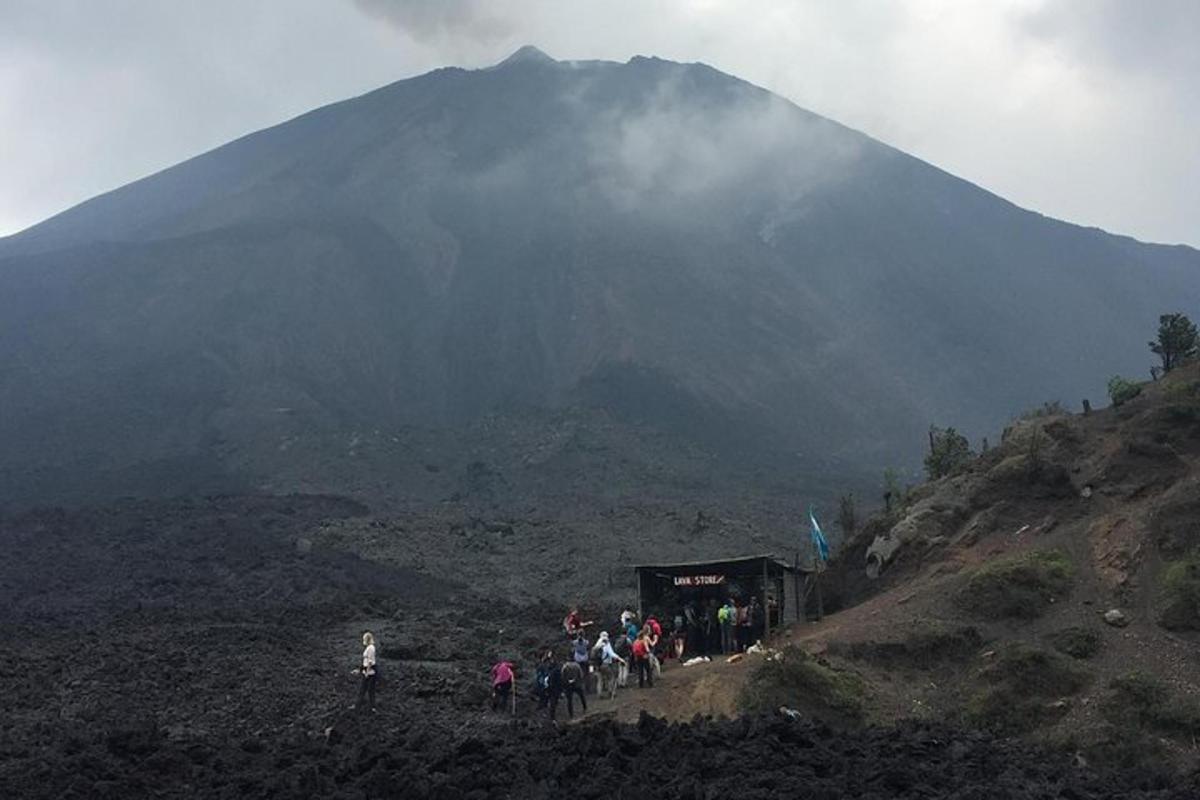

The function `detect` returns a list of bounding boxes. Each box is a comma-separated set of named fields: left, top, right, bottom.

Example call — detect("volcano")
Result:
left=2, top=47, right=1197, bottom=508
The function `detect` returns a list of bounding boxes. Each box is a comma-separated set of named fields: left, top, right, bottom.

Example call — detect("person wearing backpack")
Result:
left=571, top=630, right=592, bottom=692
left=598, top=631, right=628, bottom=698
left=549, top=660, right=588, bottom=721
left=490, top=658, right=515, bottom=712
left=631, top=631, right=653, bottom=688
left=642, top=622, right=662, bottom=677
left=533, top=650, right=554, bottom=709
left=613, top=631, right=632, bottom=687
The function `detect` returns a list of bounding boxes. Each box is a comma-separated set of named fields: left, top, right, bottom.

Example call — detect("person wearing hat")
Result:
left=591, top=631, right=625, bottom=699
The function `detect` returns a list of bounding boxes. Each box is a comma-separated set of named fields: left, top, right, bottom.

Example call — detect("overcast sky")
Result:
left=1, top=0, right=1196, bottom=246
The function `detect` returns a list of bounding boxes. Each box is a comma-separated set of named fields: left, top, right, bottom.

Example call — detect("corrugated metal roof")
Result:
left=631, top=553, right=803, bottom=572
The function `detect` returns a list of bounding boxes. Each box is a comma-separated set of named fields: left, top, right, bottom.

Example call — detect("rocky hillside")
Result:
left=2, top=47, right=1198, bottom=509
left=793, top=360, right=1200, bottom=764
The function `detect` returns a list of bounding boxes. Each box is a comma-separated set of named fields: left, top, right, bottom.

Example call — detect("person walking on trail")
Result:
left=613, top=631, right=632, bottom=688
left=491, top=658, right=515, bottom=712
left=572, top=631, right=591, bottom=668
left=355, top=632, right=378, bottom=712
left=564, top=607, right=594, bottom=637
left=592, top=631, right=625, bottom=699
left=572, top=630, right=592, bottom=692
left=534, top=651, right=554, bottom=709
left=718, top=598, right=736, bottom=655
left=549, top=660, right=588, bottom=721
left=632, top=631, right=653, bottom=689
left=643, top=622, right=662, bottom=678
left=670, top=612, right=687, bottom=662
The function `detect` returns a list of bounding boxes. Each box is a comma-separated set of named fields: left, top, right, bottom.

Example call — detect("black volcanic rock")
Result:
left=1, top=49, right=1197, bottom=507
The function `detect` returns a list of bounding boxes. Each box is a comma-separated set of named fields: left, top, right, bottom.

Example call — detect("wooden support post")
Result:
left=812, top=537, right=824, bottom=621
left=816, top=571, right=824, bottom=621
left=793, top=552, right=802, bottom=622
left=636, top=569, right=643, bottom=619
left=762, top=558, right=770, bottom=641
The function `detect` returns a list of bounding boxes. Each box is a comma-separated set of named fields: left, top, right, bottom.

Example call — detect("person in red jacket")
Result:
left=631, top=631, right=653, bottom=689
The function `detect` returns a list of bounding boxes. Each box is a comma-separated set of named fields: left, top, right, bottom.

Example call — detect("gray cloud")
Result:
left=0, top=1, right=1196, bottom=246
left=1023, top=0, right=1200, bottom=83
left=352, top=0, right=514, bottom=43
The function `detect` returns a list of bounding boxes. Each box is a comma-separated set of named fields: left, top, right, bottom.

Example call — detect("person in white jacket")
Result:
left=355, top=632, right=378, bottom=712
left=591, top=631, right=626, bottom=699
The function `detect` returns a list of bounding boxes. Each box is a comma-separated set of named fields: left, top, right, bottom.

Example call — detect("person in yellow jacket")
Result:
left=718, top=598, right=736, bottom=654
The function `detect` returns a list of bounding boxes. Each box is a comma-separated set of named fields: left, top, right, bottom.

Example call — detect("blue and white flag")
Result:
left=808, top=504, right=830, bottom=562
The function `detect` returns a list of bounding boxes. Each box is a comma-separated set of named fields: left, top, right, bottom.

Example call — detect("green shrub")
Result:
left=1107, top=376, right=1142, bottom=407
left=1019, top=401, right=1066, bottom=420
left=1162, top=380, right=1200, bottom=423
left=1101, top=671, right=1200, bottom=740
left=738, top=645, right=867, bottom=727
left=1048, top=626, right=1101, bottom=659
left=1159, top=553, right=1200, bottom=631
left=956, top=549, right=1074, bottom=620
left=966, top=644, right=1090, bottom=735
left=1164, top=380, right=1200, bottom=402
left=925, top=426, right=974, bottom=480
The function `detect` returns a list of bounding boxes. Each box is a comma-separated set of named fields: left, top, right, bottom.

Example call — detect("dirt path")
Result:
left=572, top=652, right=767, bottom=724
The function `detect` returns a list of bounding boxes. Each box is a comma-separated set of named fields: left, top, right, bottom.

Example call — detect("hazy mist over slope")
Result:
left=1, top=48, right=1197, bottom=509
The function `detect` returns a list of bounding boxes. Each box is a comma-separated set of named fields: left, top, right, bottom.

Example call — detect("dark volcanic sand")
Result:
left=7, top=710, right=1199, bottom=799
left=2, top=495, right=1197, bottom=798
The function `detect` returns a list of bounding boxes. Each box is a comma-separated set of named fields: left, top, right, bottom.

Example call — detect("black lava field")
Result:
left=2, top=495, right=1197, bottom=799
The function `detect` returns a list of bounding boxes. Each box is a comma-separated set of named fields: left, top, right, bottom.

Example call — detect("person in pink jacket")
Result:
left=491, top=659, right=515, bottom=712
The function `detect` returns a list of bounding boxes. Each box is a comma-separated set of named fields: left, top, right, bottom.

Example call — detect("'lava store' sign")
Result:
left=673, top=574, right=726, bottom=587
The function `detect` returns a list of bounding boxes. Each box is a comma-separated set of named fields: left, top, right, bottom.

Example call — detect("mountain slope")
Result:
left=1, top=48, right=1197, bottom=508
left=797, top=362, right=1200, bottom=760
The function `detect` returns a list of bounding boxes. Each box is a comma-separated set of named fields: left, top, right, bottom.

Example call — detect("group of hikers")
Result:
left=350, top=596, right=768, bottom=719
left=489, top=596, right=769, bottom=722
